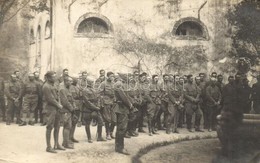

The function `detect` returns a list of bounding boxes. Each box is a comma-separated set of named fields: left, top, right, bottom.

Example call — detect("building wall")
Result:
left=29, top=0, right=238, bottom=78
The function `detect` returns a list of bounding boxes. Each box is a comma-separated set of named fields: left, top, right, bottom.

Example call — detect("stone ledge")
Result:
left=132, top=133, right=217, bottom=163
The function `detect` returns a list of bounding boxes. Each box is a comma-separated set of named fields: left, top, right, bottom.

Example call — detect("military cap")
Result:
left=187, top=75, right=193, bottom=79
left=107, top=71, right=114, bottom=77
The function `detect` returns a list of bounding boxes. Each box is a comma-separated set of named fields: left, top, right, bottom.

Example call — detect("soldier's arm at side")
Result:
left=115, top=88, right=132, bottom=109
left=59, top=89, right=74, bottom=112
left=206, top=86, right=216, bottom=104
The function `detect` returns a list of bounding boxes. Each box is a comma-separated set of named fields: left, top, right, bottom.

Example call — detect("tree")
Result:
left=227, top=0, right=260, bottom=67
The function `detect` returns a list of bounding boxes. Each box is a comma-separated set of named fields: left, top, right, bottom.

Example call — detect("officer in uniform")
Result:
left=99, top=72, right=117, bottom=140
left=237, top=77, right=251, bottom=114
left=59, top=77, right=76, bottom=149
left=95, top=69, right=106, bottom=88
left=114, top=79, right=133, bottom=155
left=42, top=71, right=64, bottom=153
left=167, top=75, right=184, bottom=134
left=82, top=79, right=106, bottom=143
left=205, top=77, right=221, bottom=131
left=34, top=71, right=44, bottom=124
left=0, top=77, right=5, bottom=122
left=184, top=75, right=204, bottom=132
left=20, top=73, right=40, bottom=126
left=252, top=75, right=260, bottom=114
left=5, top=74, right=22, bottom=125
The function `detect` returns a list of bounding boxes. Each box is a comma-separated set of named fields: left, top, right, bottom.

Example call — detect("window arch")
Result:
left=45, top=21, right=51, bottom=38
left=74, top=13, right=113, bottom=38
left=172, top=17, right=209, bottom=40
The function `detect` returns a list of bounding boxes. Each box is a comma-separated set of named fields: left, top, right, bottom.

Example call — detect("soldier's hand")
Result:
left=58, top=104, right=63, bottom=110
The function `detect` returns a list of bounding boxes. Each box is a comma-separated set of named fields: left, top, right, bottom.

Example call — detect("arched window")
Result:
left=172, top=17, right=209, bottom=40
left=176, top=21, right=203, bottom=37
left=45, top=21, right=51, bottom=38
left=77, top=17, right=109, bottom=34
left=74, top=13, right=113, bottom=38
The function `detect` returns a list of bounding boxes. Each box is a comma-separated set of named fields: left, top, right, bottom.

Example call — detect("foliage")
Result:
left=227, top=0, right=260, bottom=66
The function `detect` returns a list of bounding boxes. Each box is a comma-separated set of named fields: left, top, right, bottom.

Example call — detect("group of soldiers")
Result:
left=0, top=68, right=260, bottom=155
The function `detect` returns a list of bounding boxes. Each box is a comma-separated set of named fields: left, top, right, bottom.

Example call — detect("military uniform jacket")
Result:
left=42, top=82, right=60, bottom=111
left=126, top=84, right=141, bottom=106
left=22, top=81, right=40, bottom=100
left=160, top=82, right=172, bottom=103
left=70, top=85, right=82, bottom=110
left=150, top=82, right=161, bottom=105
left=114, top=81, right=132, bottom=114
left=99, top=80, right=115, bottom=105
left=59, top=85, right=75, bottom=113
left=82, top=87, right=100, bottom=113
left=222, top=83, right=238, bottom=105
left=168, top=84, right=184, bottom=105
left=205, top=85, right=221, bottom=106
left=184, top=83, right=200, bottom=104
left=139, top=81, right=153, bottom=104
left=5, top=80, right=22, bottom=100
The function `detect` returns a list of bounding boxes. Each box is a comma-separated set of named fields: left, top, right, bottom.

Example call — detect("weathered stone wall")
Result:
left=29, top=0, right=238, bottom=78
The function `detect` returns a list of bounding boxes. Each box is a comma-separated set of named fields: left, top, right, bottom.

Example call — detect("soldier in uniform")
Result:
left=5, top=74, right=22, bottom=125
left=14, top=70, right=23, bottom=124
left=0, top=77, right=5, bottom=122
left=167, top=75, right=184, bottom=134
left=114, top=79, right=133, bottom=155
left=125, top=76, right=140, bottom=137
left=69, top=78, right=81, bottom=143
left=184, top=75, right=204, bottom=132
left=252, top=75, right=260, bottom=114
left=157, top=74, right=171, bottom=131
left=149, top=74, right=161, bottom=134
left=82, top=79, right=106, bottom=143
left=178, top=76, right=185, bottom=128
left=59, top=77, right=76, bottom=149
left=42, top=71, right=65, bottom=153
left=217, top=74, right=225, bottom=93
left=99, top=72, right=117, bottom=140
left=20, top=73, right=40, bottom=126
left=34, top=71, right=44, bottom=124
left=205, top=77, right=221, bottom=131
left=237, top=77, right=251, bottom=113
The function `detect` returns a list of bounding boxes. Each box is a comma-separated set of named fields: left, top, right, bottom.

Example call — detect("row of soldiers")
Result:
left=1, top=69, right=260, bottom=155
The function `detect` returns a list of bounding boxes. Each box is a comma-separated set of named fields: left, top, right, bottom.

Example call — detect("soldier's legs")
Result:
left=21, top=99, right=29, bottom=124
left=194, top=107, right=203, bottom=130
left=166, top=110, right=174, bottom=134
left=70, top=110, right=80, bottom=141
left=137, top=105, right=145, bottom=132
left=15, top=100, right=22, bottom=123
left=45, top=109, right=56, bottom=152
left=53, top=112, right=61, bottom=148
left=185, top=103, right=194, bottom=130
left=95, top=112, right=105, bottom=141
left=83, top=113, right=93, bottom=142
left=212, top=106, right=219, bottom=130
left=173, top=108, right=180, bottom=132
left=0, top=96, right=6, bottom=121
left=6, top=100, right=15, bottom=124
left=62, top=113, right=73, bottom=148
left=115, top=113, right=128, bottom=152
left=152, top=104, right=160, bottom=131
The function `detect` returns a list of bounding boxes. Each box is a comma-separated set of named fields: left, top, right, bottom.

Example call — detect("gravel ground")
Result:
left=0, top=122, right=216, bottom=163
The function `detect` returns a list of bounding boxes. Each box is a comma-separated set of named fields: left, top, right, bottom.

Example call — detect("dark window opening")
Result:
left=176, top=21, right=204, bottom=37
left=77, top=17, right=109, bottom=34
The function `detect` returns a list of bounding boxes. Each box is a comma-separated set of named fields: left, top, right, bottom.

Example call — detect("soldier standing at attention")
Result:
left=167, top=75, right=184, bottom=134
left=252, top=75, right=260, bottom=114
left=82, top=79, right=106, bottom=143
left=69, top=78, right=81, bottom=143
left=114, top=79, right=133, bottom=155
left=5, top=74, right=22, bottom=125
left=99, top=72, right=117, bottom=140
left=205, top=77, right=221, bottom=131
left=20, top=73, right=40, bottom=126
left=14, top=70, right=23, bottom=124
left=59, top=77, right=76, bottom=149
left=42, top=71, right=65, bottom=153
left=184, top=75, right=204, bottom=132
left=34, top=71, right=44, bottom=124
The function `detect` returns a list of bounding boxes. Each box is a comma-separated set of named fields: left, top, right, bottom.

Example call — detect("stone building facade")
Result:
left=28, top=0, right=240, bottom=78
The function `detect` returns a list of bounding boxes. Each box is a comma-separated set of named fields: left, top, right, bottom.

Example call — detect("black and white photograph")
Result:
left=0, top=0, right=260, bottom=163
